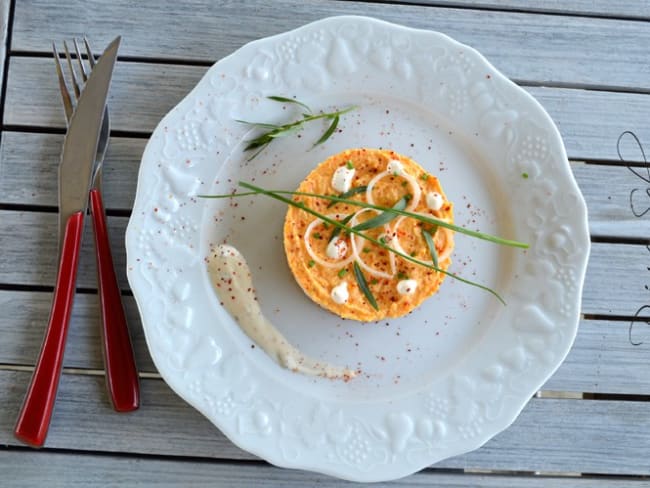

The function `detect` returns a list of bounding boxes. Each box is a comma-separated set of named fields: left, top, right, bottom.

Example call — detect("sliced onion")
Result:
left=390, top=216, right=409, bottom=257
left=391, top=214, right=455, bottom=265
left=303, top=214, right=355, bottom=269
left=387, top=232, right=396, bottom=276
left=402, top=171, right=421, bottom=210
left=436, top=227, right=454, bottom=263
left=366, top=170, right=388, bottom=206
left=366, top=168, right=422, bottom=211
left=349, top=208, right=395, bottom=279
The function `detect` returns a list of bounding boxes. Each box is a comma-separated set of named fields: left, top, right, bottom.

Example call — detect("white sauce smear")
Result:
left=208, top=244, right=356, bottom=380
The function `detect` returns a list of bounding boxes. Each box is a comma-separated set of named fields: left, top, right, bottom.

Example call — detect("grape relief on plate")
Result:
left=126, top=16, right=589, bottom=481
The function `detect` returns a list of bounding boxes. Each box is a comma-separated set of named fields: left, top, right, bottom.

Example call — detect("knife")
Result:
left=55, top=38, right=139, bottom=413
left=14, top=37, right=120, bottom=447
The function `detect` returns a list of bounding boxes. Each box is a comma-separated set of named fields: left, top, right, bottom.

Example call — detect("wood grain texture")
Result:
left=0, top=132, right=143, bottom=211
left=10, top=0, right=650, bottom=91
left=3, top=57, right=205, bottom=132
left=530, top=87, right=650, bottom=163
left=582, top=243, right=650, bottom=317
left=5, top=58, right=650, bottom=162
left=0, top=210, right=127, bottom=290
left=1, top=286, right=647, bottom=395
left=0, top=209, right=647, bottom=317
left=1, top=370, right=649, bottom=474
left=543, top=319, right=650, bottom=394
left=1, top=132, right=648, bottom=239
left=0, top=0, right=8, bottom=99
left=0, top=290, right=154, bottom=372
left=372, top=0, right=650, bottom=19
left=571, top=164, right=650, bottom=240
left=2, top=451, right=649, bottom=488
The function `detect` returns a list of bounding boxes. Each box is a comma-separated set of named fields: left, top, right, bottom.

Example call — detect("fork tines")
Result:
left=52, top=38, right=97, bottom=119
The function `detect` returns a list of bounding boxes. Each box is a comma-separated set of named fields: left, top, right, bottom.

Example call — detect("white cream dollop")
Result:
left=331, top=166, right=355, bottom=193
left=326, top=238, right=348, bottom=260
left=387, top=159, right=404, bottom=176
left=331, top=281, right=349, bottom=304
left=426, top=191, right=444, bottom=211
left=397, top=279, right=418, bottom=296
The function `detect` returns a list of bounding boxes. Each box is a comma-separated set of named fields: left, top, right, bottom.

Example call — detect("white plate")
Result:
left=126, top=16, right=590, bottom=482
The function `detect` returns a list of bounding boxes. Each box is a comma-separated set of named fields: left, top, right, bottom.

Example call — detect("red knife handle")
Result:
left=14, top=211, right=85, bottom=447
left=89, top=188, right=140, bottom=412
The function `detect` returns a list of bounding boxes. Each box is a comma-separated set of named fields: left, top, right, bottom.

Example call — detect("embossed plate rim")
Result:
left=125, top=15, right=590, bottom=482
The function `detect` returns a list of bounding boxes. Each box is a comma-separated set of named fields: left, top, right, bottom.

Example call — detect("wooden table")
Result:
left=1, top=1, right=650, bottom=485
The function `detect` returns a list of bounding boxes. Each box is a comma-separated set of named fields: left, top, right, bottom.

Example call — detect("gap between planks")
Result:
left=336, top=0, right=650, bottom=22
left=0, top=363, right=161, bottom=379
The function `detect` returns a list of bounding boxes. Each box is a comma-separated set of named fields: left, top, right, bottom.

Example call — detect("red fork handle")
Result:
left=14, top=211, right=85, bottom=447
left=89, top=188, right=140, bottom=412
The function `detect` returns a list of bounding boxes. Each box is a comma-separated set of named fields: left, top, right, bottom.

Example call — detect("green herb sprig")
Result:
left=200, top=181, right=521, bottom=305
left=353, top=262, right=379, bottom=310
left=351, top=197, right=407, bottom=232
left=328, top=214, right=354, bottom=243
left=422, top=228, right=439, bottom=268
left=236, top=96, right=357, bottom=160
left=326, top=185, right=367, bottom=208
left=202, top=187, right=526, bottom=249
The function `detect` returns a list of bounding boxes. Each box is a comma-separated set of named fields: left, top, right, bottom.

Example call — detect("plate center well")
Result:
left=202, top=93, right=514, bottom=401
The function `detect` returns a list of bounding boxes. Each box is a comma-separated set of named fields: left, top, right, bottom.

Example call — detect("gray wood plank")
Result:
left=0, top=132, right=142, bottom=211
left=1, top=451, right=648, bottom=488
left=0, top=210, right=645, bottom=317
left=1, top=132, right=648, bottom=239
left=0, top=0, right=8, bottom=98
left=10, top=0, right=650, bottom=91
left=1, top=284, right=646, bottom=395
left=542, top=319, right=650, bottom=394
left=571, top=164, right=650, bottom=241
left=3, top=57, right=205, bottom=133
left=5, top=58, right=650, bottom=162
left=374, top=1, right=650, bottom=19
left=0, top=210, right=128, bottom=290
left=582, top=243, right=650, bottom=317
left=0, top=290, right=154, bottom=373
left=528, top=87, right=650, bottom=163
left=1, top=370, right=649, bottom=475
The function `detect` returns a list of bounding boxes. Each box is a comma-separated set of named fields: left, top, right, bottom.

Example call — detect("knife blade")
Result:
left=58, top=36, right=120, bottom=251
left=14, top=36, right=120, bottom=447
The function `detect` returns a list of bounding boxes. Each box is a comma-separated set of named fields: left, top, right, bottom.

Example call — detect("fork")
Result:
left=53, top=39, right=140, bottom=412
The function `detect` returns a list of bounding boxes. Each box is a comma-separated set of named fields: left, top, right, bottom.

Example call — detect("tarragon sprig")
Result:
left=236, top=182, right=506, bottom=304
left=200, top=187, right=527, bottom=249
left=353, top=261, right=379, bottom=311
left=236, top=96, right=357, bottom=160
left=200, top=181, right=530, bottom=305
